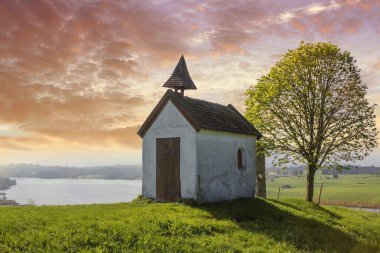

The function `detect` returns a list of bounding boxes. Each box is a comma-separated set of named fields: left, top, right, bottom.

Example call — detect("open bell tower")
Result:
left=162, top=55, right=197, bottom=96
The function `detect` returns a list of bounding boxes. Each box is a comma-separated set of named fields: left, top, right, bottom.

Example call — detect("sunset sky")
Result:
left=0, top=0, right=379, bottom=166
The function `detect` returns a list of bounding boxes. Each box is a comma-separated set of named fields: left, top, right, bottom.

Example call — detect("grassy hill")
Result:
left=267, top=175, right=380, bottom=204
left=1, top=198, right=379, bottom=252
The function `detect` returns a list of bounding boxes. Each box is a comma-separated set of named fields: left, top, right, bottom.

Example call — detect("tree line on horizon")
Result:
left=0, top=177, right=17, bottom=191
left=0, top=164, right=142, bottom=180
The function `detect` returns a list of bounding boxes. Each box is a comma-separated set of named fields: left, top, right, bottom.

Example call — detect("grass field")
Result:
left=1, top=198, right=379, bottom=252
left=267, top=174, right=380, bottom=204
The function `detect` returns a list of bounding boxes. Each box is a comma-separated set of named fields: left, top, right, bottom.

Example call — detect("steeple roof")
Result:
left=163, top=55, right=197, bottom=90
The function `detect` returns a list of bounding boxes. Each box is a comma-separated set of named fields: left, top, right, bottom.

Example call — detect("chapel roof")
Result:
left=137, top=90, right=262, bottom=138
left=162, top=55, right=197, bottom=90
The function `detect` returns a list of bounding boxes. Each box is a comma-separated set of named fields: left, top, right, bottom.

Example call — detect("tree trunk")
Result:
left=306, top=166, right=316, bottom=202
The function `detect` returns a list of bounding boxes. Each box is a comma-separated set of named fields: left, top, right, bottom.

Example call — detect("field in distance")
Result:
left=267, top=174, right=380, bottom=205
left=0, top=198, right=379, bottom=252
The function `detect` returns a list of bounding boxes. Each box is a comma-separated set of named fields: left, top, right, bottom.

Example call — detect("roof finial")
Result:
left=163, top=55, right=197, bottom=96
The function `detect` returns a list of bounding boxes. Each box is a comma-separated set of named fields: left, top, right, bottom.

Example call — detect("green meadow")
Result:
left=1, top=198, right=379, bottom=253
left=267, top=174, right=380, bottom=205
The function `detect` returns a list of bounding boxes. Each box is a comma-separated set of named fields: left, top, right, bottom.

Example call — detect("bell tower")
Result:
left=162, top=55, right=197, bottom=96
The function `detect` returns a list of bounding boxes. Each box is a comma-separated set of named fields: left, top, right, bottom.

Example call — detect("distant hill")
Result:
left=321, top=166, right=380, bottom=175
left=267, top=165, right=380, bottom=176
left=0, top=164, right=142, bottom=180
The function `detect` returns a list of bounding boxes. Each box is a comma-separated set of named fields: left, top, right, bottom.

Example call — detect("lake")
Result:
left=2, top=178, right=142, bottom=206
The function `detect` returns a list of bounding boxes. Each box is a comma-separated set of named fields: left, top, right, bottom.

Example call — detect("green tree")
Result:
left=245, top=42, right=378, bottom=202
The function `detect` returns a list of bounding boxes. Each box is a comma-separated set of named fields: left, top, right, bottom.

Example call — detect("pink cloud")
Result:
left=0, top=0, right=379, bottom=162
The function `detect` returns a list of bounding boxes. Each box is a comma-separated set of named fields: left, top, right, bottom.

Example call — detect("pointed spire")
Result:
left=163, top=55, right=197, bottom=92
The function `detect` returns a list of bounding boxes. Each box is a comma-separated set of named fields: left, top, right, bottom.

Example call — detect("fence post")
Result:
left=317, top=184, right=324, bottom=206
left=197, top=175, right=201, bottom=206
left=277, top=187, right=281, bottom=200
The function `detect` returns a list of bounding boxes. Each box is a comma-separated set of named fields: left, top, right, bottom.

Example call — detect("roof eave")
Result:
left=198, top=128, right=262, bottom=137
left=227, top=104, right=263, bottom=140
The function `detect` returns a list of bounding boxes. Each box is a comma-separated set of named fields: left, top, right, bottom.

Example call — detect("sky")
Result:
left=0, top=0, right=379, bottom=166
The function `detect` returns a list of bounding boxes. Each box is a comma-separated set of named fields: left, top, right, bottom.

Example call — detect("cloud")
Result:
left=0, top=136, right=50, bottom=151
left=0, top=0, right=379, bottom=165
left=195, top=1, right=270, bottom=54
left=195, top=0, right=380, bottom=53
left=280, top=0, right=379, bottom=37
left=0, top=75, right=143, bottom=148
left=0, top=0, right=200, bottom=150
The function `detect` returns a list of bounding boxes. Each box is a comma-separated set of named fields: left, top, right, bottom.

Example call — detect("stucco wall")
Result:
left=196, top=130, right=256, bottom=202
left=142, top=100, right=197, bottom=200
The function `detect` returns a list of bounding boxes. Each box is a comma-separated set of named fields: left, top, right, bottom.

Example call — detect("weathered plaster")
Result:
left=142, top=101, right=257, bottom=203
left=196, top=130, right=256, bottom=202
left=142, top=100, right=197, bottom=199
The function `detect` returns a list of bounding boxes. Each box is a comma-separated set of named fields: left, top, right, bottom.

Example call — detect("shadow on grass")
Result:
left=197, top=198, right=377, bottom=253
left=271, top=199, right=342, bottom=219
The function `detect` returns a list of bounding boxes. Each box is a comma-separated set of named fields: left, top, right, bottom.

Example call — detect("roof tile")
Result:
left=137, top=90, right=262, bottom=138
left=162, top=55, right=197, bottom=90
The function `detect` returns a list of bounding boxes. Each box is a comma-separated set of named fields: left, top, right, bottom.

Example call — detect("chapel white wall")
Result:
left=196, top=130, right=256, bottom=202
left=142, top=100, right=197, bottom=199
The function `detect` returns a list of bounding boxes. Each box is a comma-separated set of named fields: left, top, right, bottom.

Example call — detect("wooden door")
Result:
left=156, top=138, right=181, bottom=202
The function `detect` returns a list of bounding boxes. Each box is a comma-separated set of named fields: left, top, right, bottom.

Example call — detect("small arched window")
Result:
left=237, top=148, right=246, bottom=169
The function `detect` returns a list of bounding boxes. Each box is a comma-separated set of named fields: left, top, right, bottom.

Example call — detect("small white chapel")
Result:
left=137, top=56, right=262, bottom=203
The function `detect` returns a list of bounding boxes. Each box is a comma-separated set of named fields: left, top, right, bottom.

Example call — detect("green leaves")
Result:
left=245, top=42, right=378, bottom=170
